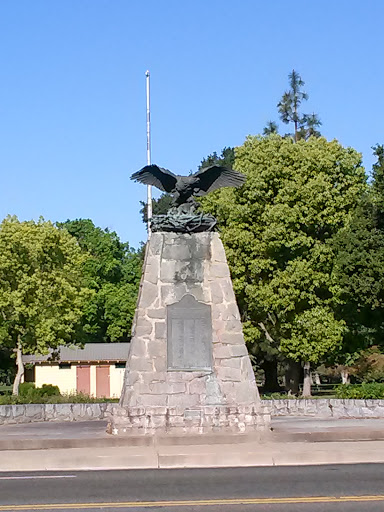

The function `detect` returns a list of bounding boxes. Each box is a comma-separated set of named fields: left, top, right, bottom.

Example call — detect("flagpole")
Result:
left=145, top=70, right=152, bottom=239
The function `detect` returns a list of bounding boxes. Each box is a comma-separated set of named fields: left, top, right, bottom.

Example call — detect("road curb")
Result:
left=2, top=440, right=384, bottom=471
left=2, top=427, right=384, bottom=451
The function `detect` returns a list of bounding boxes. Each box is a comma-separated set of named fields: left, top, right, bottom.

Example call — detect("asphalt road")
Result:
left=1, top=464, right=384, bottom=511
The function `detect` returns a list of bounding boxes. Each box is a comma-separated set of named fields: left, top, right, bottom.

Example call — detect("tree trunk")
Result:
left=341, top=369, right=350, bottom=384
left=261, top=359, right=281, bottom=392
left=294, top=101, right=298, bottom=142
left=258, top=322, right=275, bottom=344
left=285, top=360, right=301, bottom=395
left=302, top=361, right=312, bottom=397
left=12, top=338, right=24, bottom=396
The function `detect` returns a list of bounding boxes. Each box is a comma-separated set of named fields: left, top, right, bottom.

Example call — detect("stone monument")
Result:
left=108, top=164, right=270, bottom=435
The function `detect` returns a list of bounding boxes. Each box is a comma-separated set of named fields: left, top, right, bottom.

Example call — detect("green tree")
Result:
left=0, top=217, right=91, bottom=394
left=331, top=146, right=384, bottom=377
left=372, top=144, right=384, bottom=191
left=199, top=146, right=235, bottom=169
left=0, top=347, right=15, bottom=386
left=302, top=113, right=322, bottom=139
left=277, top=70, right=321, bottom=142
left=332, top=200, right=384, bottom=348
left=372, top=144, right=384, bottom=227
left=263, top=121, right=279, bottom=136
left=281, top=306, right=346, bottom=395
left=201, top=135, right=366, bottom=395
left=60, top=219, right=142, bottom=343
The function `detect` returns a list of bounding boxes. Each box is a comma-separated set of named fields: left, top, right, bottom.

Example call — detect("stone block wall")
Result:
left=107, top=404, right=268, bottom=435
left=0, top=403, right=113, bottom=425
left=264, top=399, right=384, bottom=418
left=2, top=399, right=384, bottom=425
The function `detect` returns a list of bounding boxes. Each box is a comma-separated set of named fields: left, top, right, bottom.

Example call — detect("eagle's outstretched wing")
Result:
left=193, top=165, right=245, bottom=196
left=131, top=165, right=178, bottom=193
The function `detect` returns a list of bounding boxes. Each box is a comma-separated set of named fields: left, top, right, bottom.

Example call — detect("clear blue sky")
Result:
left=0, top=0, right=382, bottom=249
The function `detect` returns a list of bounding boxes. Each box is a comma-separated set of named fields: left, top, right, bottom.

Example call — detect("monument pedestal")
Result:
left=108, top=232, right=270, bottom=435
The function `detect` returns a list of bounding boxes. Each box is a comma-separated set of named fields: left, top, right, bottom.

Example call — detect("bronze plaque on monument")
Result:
left=167, top=294, right=212, bottom=371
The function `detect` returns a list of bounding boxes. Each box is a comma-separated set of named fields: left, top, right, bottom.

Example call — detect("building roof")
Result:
left=22, top=343, right=130, bottom=364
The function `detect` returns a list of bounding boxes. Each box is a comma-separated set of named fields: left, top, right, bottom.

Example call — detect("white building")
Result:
left=22, top=343, right=130, bottom=399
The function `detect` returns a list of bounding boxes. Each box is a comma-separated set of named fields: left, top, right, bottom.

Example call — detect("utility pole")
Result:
left=145, top=70, right=152, bottom=238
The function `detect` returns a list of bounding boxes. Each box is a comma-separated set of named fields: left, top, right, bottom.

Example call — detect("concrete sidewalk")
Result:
left=1, top=417, right=384, bottom=470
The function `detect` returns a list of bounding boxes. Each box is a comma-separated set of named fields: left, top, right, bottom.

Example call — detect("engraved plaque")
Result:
left=167, top=294, right=212, bottom=371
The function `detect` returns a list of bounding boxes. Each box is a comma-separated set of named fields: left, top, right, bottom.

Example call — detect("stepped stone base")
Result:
left=108, top=232, right=270, bottom=435
left=107, top=404, right=269, bottom=435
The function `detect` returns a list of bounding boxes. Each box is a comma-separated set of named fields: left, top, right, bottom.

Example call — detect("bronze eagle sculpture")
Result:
left=131, top=164, right=245, bottom=211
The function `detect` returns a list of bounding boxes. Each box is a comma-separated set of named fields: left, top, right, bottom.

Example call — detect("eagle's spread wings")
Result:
left=193, top=165, right=245, bottom=196
left=131, top=165, right=178, bottom=193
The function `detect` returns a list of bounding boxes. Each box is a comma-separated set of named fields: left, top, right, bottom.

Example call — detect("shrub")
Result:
left=40, top=384, right=61, bottom=396
left=0, top=385, right=12, bottom=396
left=355, top=348, right=384, bottom=382
left=0, top=391, right=118, bottom=405
left=19, top=382, right=36, bottom=396
left=3, top=383, right=62, bottom=404
left=335, top=382, right=384, bottom=399
left=261, top=392, right=297, bottom=400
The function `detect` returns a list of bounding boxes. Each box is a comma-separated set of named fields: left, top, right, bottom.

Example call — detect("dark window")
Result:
left=59, top=363, right=71, bottom=369
left=115, top=362, right=126, bottom=369
left=24, top=366, right=35, bottom=382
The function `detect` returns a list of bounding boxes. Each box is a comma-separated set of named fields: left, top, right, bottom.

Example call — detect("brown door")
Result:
left=76, top=365, right=90, bottom=395
left=96, top=365, right=110, bottom=398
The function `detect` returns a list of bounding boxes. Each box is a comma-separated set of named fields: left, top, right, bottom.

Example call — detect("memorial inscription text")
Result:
left=167, top=294, right=212, bottom=371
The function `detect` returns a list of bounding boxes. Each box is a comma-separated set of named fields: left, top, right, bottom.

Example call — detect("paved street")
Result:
left=1, top=464, right=384, bottom=511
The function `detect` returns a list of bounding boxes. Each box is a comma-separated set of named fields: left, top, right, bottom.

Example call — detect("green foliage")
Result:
left=140, top=193, right=173, bottom=224
left=277, top=70, right=321, bottom=141
left=261, top=392, right=330, bottom=400
left=332, top=198, right=384, bottom=354
left=40, top=383, right=61, bottom=396
left=331, top=145, right=384, bottom=359
left=59, top=219, right=140, bottom=287
left=101, top=282, right=139, bottom=340
left=261, top=392, right=297, bottom=400
left=201, top=136, right=366, bottom=368
left=0, top=384, right=12, bottom=396
left=0, top=391, right=116, bottom=405
left=0, top=216, right=90, bottom=355
left=60, top=219, right=142, bottom=342
left=0, top=347, right=15, bottom=385
left=349, top=347, right=384, bottom=382
left=372, top=144, right=384, bottom=199
left=301, top=113, right=322, bottom=139
left=372, top=144, right=384, bottom=229
left=263, top=121, right=279, bottom=136
left=17, top=382, right=61, bottom=402
left=199, top=146, right=235, bottom=169
left=335, top=382, right=384, bottom=399
left=18, top=382, right=36, bottom=396
left=280, top=306, right=345, bottom=363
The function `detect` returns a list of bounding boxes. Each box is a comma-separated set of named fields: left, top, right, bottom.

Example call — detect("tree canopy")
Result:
left=331, top=146, right=384, bottom=362
left=265, top=70, right=321, bottom=141
left=201, top=135, right=366, bottom=390
left=0, top=217, right=91, bottom=393
left=199, top=146, right=235, bottom=169
left=59, top=219, right=142, bottom=343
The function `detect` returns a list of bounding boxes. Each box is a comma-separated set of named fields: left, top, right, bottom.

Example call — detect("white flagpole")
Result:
left=145, top=70, right=152, bottom=239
